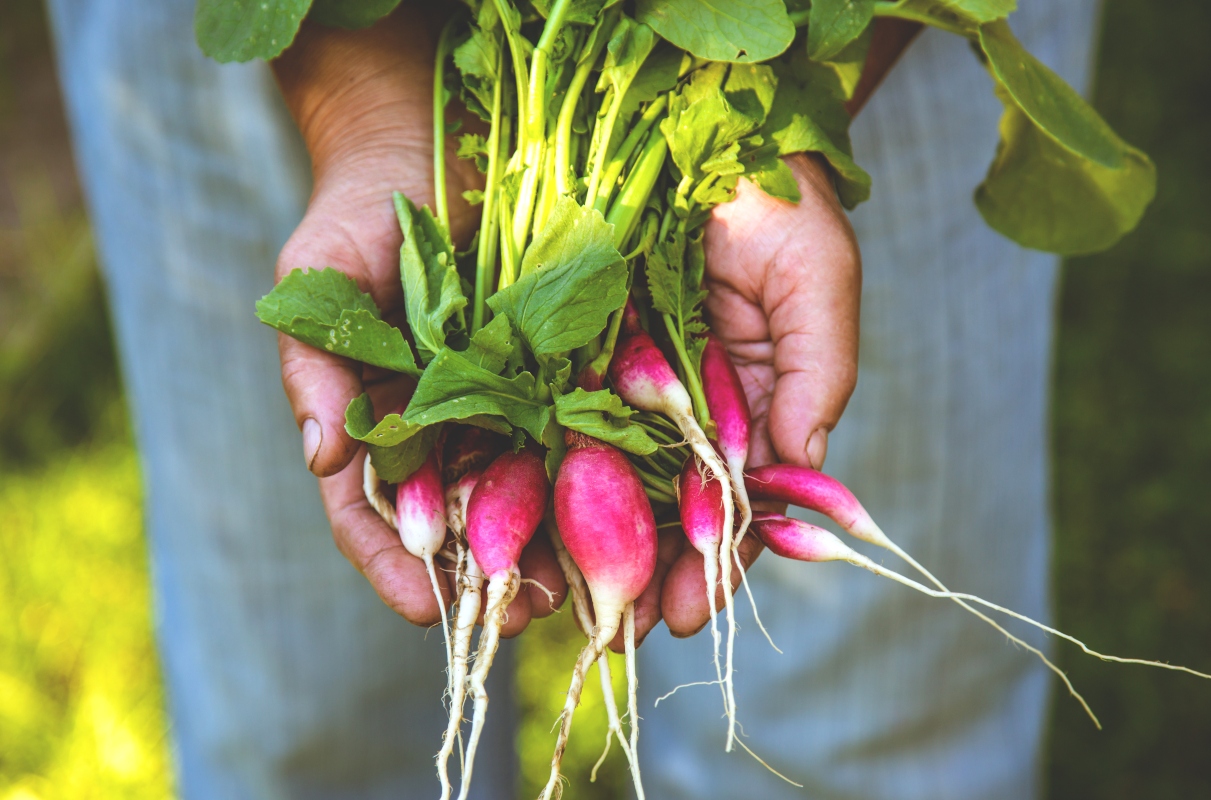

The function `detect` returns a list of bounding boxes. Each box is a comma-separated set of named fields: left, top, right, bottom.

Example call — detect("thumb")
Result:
left=765, top=156, right=861, bottom=468
left=275, top=190, right=401, bottom=477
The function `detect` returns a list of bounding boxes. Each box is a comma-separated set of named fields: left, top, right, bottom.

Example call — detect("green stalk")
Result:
left=433, top=18, right=458, bottom=232
left=605, top=134, right=668, bottom=249
left=554, top=10, right=616, bottom=197
left=509, top=0, right=574, bottom=261
left=645, top=485, right=678, bottom=506
left=493, top=0, right=530, bottom=152
left=593, top=96, right=667, bottom=213
left=472, top=45, right=507, bottom=334
left=872, top=1, right=969, bottom=36
left=663, top=312, right=711, bottom=430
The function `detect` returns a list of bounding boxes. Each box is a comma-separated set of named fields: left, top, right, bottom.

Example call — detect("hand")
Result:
left=625, top=154, right=862, bottom=647
left=271, top=10, right=564, bottom=634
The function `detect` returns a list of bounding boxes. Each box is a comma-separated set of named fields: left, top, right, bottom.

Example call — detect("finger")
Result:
left=320, top=451, right=453, bottom=626
left=608, top=527, right=684, bottom=653
left=519, top=535, right=568, bottom=618
left=763, top=155, right=861, bottom=468
left=279, top=334, right=366, bottom=477
left=274, top=211, right=391, bottom=478
left=493, top=588, right=533, bottom=639
left=661, top=531, right=765, bottom=638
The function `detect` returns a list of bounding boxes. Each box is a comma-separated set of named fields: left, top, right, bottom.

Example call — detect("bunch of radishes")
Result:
left=253, top=2, right=1205, bottom=797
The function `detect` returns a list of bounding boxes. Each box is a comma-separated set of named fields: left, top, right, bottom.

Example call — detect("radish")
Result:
left=697, top=333, right=780, bottom=693
left=752, top=513, right=1211, bottom=727
left=461, top=445, right=550, bottom=800
left=700, top=333, right=753, bottom=544
left=608, top=302, right=740, bottom=748
left=544, top=517, right=638, bottom=787
left=673, top=456, right=729, bottom=721
left=396, top=449, right=451, bottom=669
left=542, top=431, right=656, bottom=800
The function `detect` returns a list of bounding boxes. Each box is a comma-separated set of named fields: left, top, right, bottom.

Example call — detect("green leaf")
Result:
left=979, top=20, right=1124, bottom=169
left=807, top=0, right=874, bottom=62
left=616, top=41, right=686, bottom=124
left=809, top=24, right=872, bottom=102
left=744, top=148, right=801, bottom=202
left=395, top=193, right=468, bottom=362
left=723, top=64, right=779, bottom=128
left=344, top=393, right=441, bottom=482
left=635, top=0, right=794, bottom=63
left=974, top=101, right=1156, bottom=256
left=454, top=23, right=501, bottom=121
left=533, top=0, right=613, bottom=25
left=464, top=313, right=515, bottom=373
left=194, top=0, right=311, bottom=62
left=596, top=16, right=659, bottom=98
left=762, top=53, right=871, bottom=208
left=662, top=87, right=760, bottom=187
left=647, top=232, right=707, bottom=329
left=308, top=0, right=403, bottom=29
left=938, top=0, right=1014, bottom=24
left=489, top=198, right=628, bottom=355
left=255, top=268, right=420, bottom=375
left=555, top=388, right=659, bottom=455
left=404, top=348, right=551, bottom=443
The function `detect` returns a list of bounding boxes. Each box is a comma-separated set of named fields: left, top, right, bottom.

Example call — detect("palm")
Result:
left=702, top=154, right=861, bottom=469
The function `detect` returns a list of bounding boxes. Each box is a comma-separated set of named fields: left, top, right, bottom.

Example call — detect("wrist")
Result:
left=271, top=8, right=439, bottom=184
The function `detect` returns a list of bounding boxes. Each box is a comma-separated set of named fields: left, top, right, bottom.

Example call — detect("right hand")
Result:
left=271, top=9, right=564, bottom=634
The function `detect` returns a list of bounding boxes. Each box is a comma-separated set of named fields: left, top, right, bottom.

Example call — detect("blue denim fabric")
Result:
left=46, top=0, right=1098, bottom=797
left=45, top=2, right=515, bottom=798
left=638, top=3, right=1100, bottom=798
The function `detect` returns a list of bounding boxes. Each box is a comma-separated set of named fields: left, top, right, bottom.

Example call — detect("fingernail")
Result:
left=302, top=418, right=323, bottom=472
left=807, top=427, right=829, bottom=470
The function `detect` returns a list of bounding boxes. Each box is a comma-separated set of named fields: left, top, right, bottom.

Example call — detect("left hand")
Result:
left=623, top=153, right=862, bottom=647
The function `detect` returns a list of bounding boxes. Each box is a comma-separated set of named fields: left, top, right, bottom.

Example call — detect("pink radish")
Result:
left=396, top=449, right=451, bottom=666
left=460, top=445, right=549, bottom=800
left=700, top=333, right=753, bottom=542
left=541, top=432, right=656, bottom=800
left=608, top=302, right=740, bottom=747
left=752, top=512, right=1211, bottom=726
left=674, top=456, right=729, bottom=719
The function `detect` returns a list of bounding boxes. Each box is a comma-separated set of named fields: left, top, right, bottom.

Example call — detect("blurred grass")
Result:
left=0, top=0, right=1208, bottom=797
left=1046, top=0, right=1211, bottom=797
left=517, top=618, right=630, bottom=798
left=0, top=445, right=173, bottom=800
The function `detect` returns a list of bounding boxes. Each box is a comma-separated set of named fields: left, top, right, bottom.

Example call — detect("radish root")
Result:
left=845, top=552, right=1211, bottom=709
left=624, top=604, right=644, bottom=800
left=872, top=535, right=1102, bottom=727
left=545, top=522, right=637, bottom=789
left=437, top=549, right=482, bottom=799
left=677, top=416, right=739, bottom=750
left=362, top=454, right=396, bottom=529
left=458, top=572, right=518, bottom=800
left=539, top=612, right=624, bottom=800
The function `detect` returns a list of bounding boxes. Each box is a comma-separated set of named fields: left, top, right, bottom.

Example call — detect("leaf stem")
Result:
left=594, top=96, right=668, bottom=214
left=433, top=17, right=459, bottom=232
left=555, top=11, right=616, bottom=197
left=605, top=134, right=668, bottom=250
left=662, top=312, right=711, bottom=431
left=473, top=43, right=507, bottom=334
left=872, top=2, right=971, bottom=36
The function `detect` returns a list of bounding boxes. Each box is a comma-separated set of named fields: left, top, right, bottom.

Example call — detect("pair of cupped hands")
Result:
left=272, top=7, right=862, bottom=650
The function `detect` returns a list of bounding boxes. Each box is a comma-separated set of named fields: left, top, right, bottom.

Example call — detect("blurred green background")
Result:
left=1, top=0, right=1208, bottom=797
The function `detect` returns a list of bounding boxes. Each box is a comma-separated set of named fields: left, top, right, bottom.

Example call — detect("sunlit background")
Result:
left=1, top=1, right=1208, bottom=797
